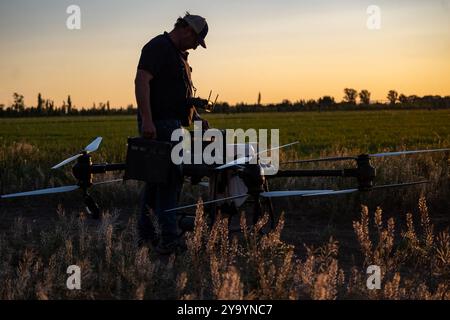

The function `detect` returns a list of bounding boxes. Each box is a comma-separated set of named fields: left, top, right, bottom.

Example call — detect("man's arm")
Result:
left=135, top=69, right=157, bottom=139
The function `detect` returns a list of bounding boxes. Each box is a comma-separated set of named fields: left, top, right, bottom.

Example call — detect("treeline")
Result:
left=211, top=89, right=450, bottom=113
left=0, top=93, right=135, bottom=117
left=1, top=89, right=449, bottom=117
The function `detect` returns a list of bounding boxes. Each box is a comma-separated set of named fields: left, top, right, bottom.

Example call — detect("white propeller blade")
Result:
left=282, top=156, right=356, bottom=165
left=283, top=148, right=450, bottom=165
left=257, top=141, right=299, bottom=156
left=1, top=185, right=80, bottom=199
left=217, top=141, right=299, bottom=170
left=84, top=137, right=103, bottom=153
left=372, top=181, right=429, bottom=189
left=216, top=156, right=252, bottom=170
left=370, top=148, right=450, bottom=158
left=0, top=178, right=126, bottom=200
left=52, top=137, right=102, bottom=169
left=260, top=190, right=334, bottom=198
left=302, top=189, right=359, bottom=197
left=51, top=153, right=83, bottom=169
left=165, top=194, right=249, bottom=212
left=301, top=181, right=428, bottom=198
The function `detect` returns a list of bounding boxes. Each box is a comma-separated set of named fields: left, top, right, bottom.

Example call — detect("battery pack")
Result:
left=124, top=137, right=173, bottom=183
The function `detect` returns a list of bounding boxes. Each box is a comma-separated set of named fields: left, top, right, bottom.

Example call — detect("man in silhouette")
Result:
left=134, top=13, right=209, bottom=254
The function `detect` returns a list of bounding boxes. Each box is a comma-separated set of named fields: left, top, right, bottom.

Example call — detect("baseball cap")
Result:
left=182, top=13, right=208, bottom=48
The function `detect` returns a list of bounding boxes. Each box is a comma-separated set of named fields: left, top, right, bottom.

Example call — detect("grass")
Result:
left=0, top=198, right=448, bottom=299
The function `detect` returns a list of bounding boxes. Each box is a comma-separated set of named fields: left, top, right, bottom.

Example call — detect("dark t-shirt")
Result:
left=137, top=32, right=194, bottom=128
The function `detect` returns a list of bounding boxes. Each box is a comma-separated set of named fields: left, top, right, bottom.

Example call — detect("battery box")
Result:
left=124, top=137, right=173, bottom=183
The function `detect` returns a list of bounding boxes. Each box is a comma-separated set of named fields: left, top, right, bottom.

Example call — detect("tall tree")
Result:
left=257, top=92, right=261, bottom=106
left=67, top=95, right=72, bottom=113
left=343, top=88, right=358, bottom=104
left=387, top=90, right=398, bottom=105
left=12, top=93, right=25, bottom=112
left=359, top=90, right=371, bottom=105
left=61, top=101, right=66, bottom=115
left=37, top=93, right=43, bottom=113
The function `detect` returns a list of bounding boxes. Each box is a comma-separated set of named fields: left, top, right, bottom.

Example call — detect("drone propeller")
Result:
left=0, top=179, right=123, bottom=200
left=1, top=185, right=80, bottom=199
left=215, top=156, right=252, bottom=170
left=369, top=148, right=450, bottom=158
left=216, top=141, right=299, bottom=170
left=301, top=180, right=428, bottom=197
left=165, top=188, right=334, bottom=212
left=165, top=194, right=249, bottom=212
left=51, top=137, right=103, bottom=169
left=282, top=148, right=450, bottom=165
left=259, top=190, right=333, bottom=198
left=282, top=156, right=356, bottom=164
left=300, top=188, right=358, bottom=197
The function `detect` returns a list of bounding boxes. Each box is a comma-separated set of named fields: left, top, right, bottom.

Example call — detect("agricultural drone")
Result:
left=1, top=129, right=448, bottom=234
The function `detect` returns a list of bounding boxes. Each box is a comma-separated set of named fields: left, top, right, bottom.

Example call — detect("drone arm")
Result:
left=91, top=163, right=127, bottom=174
left=270, top=169, right=358, bottom=178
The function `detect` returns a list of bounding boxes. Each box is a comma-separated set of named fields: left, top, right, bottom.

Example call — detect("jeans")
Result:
left=137, top=119, right=183, bottom=245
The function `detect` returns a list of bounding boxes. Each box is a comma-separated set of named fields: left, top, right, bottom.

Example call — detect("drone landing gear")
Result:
left=251, top=192, right=275, bottom=234
left=83, top=192, right=100, bottom=219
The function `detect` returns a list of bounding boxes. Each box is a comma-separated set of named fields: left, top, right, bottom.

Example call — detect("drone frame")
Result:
left=1, top=134, right=448, bottom=235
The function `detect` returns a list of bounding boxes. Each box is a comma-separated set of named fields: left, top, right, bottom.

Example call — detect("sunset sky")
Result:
left=0, top=0, right=449, bottom=108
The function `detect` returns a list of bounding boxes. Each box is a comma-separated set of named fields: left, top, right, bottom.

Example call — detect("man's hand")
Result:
left=188, top=97, right=209, bottom=109
left=142, top=119, right=157, bottom=139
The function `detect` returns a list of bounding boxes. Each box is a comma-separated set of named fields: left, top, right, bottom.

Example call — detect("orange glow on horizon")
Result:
left=0, top=1, right=448, bottom=108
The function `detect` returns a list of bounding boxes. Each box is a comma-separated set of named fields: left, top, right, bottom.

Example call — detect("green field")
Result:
left=1, top=109, right=450, bottom=161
